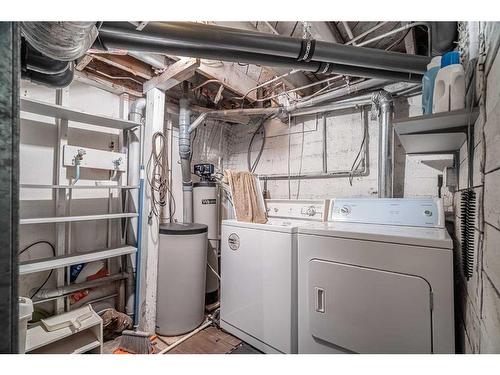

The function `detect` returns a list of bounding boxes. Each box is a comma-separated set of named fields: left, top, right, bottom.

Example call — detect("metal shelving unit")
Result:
left=20, top=213, right=138, bottom=225
left=21, top=184, right=139, bottom=189
left=21, top=97, right=140, bottom=130
left=394, top=108, right=479, bottom=154
left=19, top=93, right=143, bottom=318
left=20, top=246, right=137, bottom=275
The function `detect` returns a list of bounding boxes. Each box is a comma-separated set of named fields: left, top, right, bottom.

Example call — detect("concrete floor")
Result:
left=102, top=325, right=256, bottom=354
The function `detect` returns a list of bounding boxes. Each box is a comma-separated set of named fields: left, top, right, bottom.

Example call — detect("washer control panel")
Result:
left=265, top=199, right=329, bottom=222
left=329, top=198, right=444, bottom=228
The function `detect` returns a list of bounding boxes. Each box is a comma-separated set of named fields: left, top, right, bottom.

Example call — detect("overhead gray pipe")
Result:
left=94, top=22, right=428, bottom=80
left=179, top=85, right=193, bottom=223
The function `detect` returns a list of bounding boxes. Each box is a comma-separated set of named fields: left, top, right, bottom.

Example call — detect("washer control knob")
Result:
left=306, top=206, right=316, bottom=217
left=340, top=205, right=351, bottom=215
left=424, top=209, right=433, bottom=217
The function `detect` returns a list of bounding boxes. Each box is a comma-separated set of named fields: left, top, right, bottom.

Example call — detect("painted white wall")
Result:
left=223, top=94, right=450, bottom=205
left=19, top=80, right=125, bottom=314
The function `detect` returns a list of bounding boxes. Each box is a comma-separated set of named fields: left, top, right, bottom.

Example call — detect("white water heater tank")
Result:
left=193, top=182, right=219, bottom=301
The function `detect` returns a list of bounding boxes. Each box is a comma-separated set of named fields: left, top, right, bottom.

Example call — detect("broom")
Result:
left=117, top=330, right=154, bottom=354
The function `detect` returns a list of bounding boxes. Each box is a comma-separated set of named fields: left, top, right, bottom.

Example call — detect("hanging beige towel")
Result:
left=224, top=170, right=267, bottom=224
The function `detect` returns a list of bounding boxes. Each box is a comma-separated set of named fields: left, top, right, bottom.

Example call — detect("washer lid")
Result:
left=299, top=221, right=452, bottom=249
left=159, top=223, right=208, bottom=235
left=222, top=219, right=298, bottom=233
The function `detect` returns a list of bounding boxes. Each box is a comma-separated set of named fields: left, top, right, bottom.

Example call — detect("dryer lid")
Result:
left=299, top=221, right=453, bottom=249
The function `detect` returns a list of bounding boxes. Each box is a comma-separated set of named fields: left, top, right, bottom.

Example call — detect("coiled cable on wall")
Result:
left=146, top=132, right=176, bottom=222
left=247, top=114, right=275, bottom=173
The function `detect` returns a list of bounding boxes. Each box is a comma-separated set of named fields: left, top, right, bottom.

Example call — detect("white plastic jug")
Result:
left=422, top=56, right=442, bottom=115
left=433, top=64, right=465, bottom=113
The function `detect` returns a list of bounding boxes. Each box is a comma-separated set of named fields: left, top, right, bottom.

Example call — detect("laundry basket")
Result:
left=156, top=223, right=208, bottom=336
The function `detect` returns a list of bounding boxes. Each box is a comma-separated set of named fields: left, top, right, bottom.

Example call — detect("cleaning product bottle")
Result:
left=433, top=51, right=466, bottom=114
left=422, top=56, right=442, bottom=115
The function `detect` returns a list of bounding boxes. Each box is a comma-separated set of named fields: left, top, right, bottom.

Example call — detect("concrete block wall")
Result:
left=225, top=95, right=450, bottom=204
left=454, top=23, right=500, bottom=353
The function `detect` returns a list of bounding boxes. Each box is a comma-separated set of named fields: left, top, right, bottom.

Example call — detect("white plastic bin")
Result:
left=18, top=297, right=33, bottom=354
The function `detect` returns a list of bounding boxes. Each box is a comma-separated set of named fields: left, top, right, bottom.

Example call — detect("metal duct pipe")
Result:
left=21, top=65, right=74, bottom=88
left=20, top=21, right=98, bottom=61
left=23, top=42, right=70, bottom=75
left=128, top=97, right=146, bottom=242
left=179, top=89, right=193, bottom=223
left=373, top=91, right=393, bottom=198
left=126, top=97, right=146, bottom=317
left=95, top=22, right=430, bottom=76
left=287, top=79, right=388, bottom=112
left=290, top=94, right=373, bottom=117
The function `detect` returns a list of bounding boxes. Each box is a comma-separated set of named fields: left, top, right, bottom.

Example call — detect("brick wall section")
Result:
left=454, top=25, right=500, bottom=353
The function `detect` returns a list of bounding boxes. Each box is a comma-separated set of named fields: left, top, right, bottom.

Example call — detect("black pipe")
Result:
left=22, top=66, right=74, bottom=88
left=23, top=41, right=70, bottom=75
left=96, top=22, right=430, bottom=75
left=93, top=26, right=422, bottom=83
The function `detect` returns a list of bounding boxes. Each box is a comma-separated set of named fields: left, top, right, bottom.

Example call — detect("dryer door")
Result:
left=308, top=260, right=432, bottom=353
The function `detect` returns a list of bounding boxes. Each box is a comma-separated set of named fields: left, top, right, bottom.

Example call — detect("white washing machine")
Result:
left=220, top=199, right=328, bottom=354
left=297, top=198, right=454, bottom=354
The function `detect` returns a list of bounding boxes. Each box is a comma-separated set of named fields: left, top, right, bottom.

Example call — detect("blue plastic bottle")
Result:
left=422, top=56, right=442, bottom=115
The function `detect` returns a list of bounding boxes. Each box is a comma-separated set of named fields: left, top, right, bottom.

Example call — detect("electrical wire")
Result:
left=146, top=132, right=175, bottom=222
left=295, top=116, right=306, bottom=199
left=349, top=110, right=368, bottom=186
left=19, top=241, right=56, bottom=299
left=247, top=115, right=274, bottom=173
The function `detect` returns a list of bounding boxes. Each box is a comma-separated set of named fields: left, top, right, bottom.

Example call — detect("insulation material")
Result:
left=20, top=22, right=97, bottom=61
left=224, top=170, right=267, bottom=223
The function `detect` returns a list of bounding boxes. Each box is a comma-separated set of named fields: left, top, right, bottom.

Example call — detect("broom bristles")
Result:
left=118, top=330, right=153, bottom=354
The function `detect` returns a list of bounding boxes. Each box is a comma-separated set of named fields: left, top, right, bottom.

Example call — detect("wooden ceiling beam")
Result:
left=143, top=57, right=199, bottom=93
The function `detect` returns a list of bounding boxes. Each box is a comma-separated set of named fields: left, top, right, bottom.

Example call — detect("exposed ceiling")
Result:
left=76, top=21, right=431, bottom=109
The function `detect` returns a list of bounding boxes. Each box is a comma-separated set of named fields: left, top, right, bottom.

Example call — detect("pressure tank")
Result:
left=193, top=181, right=220, bottom=304
left=156, top=223, right=208, bottom=336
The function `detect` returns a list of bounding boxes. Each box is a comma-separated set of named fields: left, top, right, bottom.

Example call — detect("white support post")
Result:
left=54, top=87, right=70, bottom=313
left=139, top=88, right=165, bottom=332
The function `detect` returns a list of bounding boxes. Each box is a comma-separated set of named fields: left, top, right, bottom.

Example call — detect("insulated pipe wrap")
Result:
left=24, top=42, right=70, bottom=75
left=21, top=65, right=74, bottom=88
left=96, top=22, right=430, bottom=76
